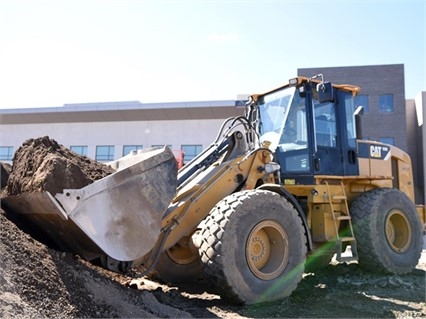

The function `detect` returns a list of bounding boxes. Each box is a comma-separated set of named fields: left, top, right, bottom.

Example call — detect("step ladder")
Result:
left=324, top=181, right=358, bottom=263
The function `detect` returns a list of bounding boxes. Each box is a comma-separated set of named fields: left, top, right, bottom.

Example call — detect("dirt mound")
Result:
left=0, top=207, right=195, bottom=318
left=6, top=136, right=115, bottom=196
left=1, top=162, right=11, bottom=189
left=0, top=138, right=212, bottom=317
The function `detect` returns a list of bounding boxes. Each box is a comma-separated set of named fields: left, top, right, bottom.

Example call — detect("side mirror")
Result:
left=317, top=82, right=334, bottom=103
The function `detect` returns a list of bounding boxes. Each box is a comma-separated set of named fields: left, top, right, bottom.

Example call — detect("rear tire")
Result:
left=199, top=190, right=307, bottom=304
left=351, top=188, right=422, bottom=274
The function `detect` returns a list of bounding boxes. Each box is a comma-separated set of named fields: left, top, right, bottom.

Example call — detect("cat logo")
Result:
left=358, top=142, right=392, bottom=160
left=370, top=145, right=382, bottom=158
left=369, top=144, right=391, bottom=160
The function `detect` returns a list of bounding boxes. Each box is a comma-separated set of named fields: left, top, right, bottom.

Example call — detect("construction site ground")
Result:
left=1, top=204, right=425, bottom=318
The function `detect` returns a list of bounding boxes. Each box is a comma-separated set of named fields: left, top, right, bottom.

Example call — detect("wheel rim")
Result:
left=246, top=220, right=289, bottom=280
left=385, top=209, right=412, bottom=253
left=166, top=236, right=198, bottom=265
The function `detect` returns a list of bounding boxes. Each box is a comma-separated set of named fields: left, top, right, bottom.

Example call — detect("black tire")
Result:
left=148, top=235, right=203, bottom=283
left=100, top=255, right=130, bottom=272
left=198, top=190, right=307, bottom=304
left=351, top=188, right=422, bottom=274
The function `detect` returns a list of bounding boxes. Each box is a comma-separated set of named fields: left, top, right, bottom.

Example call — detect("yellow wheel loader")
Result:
left=4, top=75, right=425, bottom=304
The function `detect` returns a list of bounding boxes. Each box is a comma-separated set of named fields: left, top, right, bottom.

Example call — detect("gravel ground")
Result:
left=1, top=204, right=425, bottom=318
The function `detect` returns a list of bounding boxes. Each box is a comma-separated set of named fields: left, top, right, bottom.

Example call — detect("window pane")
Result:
left=314, top=101, right=337, bottom=147
left=344, top=93, right=357, bottom=148
left=258, top=86, right=296, bottom=136
left=96, top=145, right=115, bottom=161
left=379, top=137, right=395, bottom=145
left=285, top=153, right=310, bottom=172
left=181, top=145, right=202, bottom=163
left=0, top=146, right=14, bottom=160
left=123, top=145, right=143, bottom=156
left=354, top=94, right=369, bottom=113
left=379, top=94, right=394, bottom=112
left=276, top=89, right=307, bottom=150
left=70, top=145, right=88, bottom=156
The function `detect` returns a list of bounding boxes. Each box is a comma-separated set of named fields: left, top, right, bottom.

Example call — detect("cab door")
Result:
left=312, top=90, right=359, bottom=176
left=312, top=99, right=342, bottom=175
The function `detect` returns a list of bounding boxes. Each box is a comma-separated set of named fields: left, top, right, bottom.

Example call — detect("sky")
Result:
left=0, top=0, right=425, bottom=109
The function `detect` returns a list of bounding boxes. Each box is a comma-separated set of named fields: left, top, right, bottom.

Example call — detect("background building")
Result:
left=0, top=100, right=244, bottom=164
left=409, top=92, right=426, bottom=205
left=1, top=64, right=424, bottom=203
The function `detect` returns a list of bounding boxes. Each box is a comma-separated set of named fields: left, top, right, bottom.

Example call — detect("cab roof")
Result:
left=251, top=76, right=361, bottom=102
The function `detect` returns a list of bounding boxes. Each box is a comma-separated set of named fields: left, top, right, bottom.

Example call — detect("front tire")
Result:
left=100, top=255, right=130, bottom=272
left=148, top=234, right=203, bottom=283
left=351, top=188, right=422, bottom=274
left=198, top=190, right=307, bottom=304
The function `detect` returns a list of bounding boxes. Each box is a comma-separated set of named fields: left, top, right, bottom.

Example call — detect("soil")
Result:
left=6, top=136, right=114, bottom=196
left=0, top=162, right=11, bottom=189
left=0, top=137, right=425, bottom=318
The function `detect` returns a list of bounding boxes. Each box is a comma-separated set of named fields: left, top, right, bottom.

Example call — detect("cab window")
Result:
left=314, top=101, right=337, bottom=147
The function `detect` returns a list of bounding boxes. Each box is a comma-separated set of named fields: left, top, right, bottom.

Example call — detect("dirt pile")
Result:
left=6, top=136, right=115, bottom=196
left=0, top=143, right=195, bottom=318
left=0, top=162, right=11, bottom=189
left=0, top=205, right=195, bottom=318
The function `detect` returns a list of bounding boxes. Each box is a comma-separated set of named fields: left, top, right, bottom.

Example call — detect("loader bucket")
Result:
left=3, top=147, right=177, bottom=262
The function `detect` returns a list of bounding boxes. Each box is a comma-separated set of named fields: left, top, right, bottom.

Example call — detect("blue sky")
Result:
left=0, top=0, right=424, bottom=109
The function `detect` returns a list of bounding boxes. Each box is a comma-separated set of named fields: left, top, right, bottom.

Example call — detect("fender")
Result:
left=257, top=183, right=313, bottom=251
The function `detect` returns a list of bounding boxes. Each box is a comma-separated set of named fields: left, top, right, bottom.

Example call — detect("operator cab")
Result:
left=255, top=76, right=360, bottom=184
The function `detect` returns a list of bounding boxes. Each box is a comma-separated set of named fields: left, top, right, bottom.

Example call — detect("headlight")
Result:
left=264, top=162, right=280, bottom=174
left=289, top=77, right=299, bottom=86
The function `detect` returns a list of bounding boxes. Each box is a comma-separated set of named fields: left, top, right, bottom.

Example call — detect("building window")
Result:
left=354, top=94, right=369, bottom=113
left=123, top=145, right=143, bottom=156
left=181, top=144, right=202, bottom=163
left=379, top=137, right=395, bottom=145
left=0, top=146, right=14, bottom=161
left=96, top=145, right=115, bottom=161
left=378, top=94, right=394, bottom=113
left=70, top=145, right=88, bottom=156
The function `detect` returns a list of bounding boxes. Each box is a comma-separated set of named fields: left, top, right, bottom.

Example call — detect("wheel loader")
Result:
left=4, top=75, right=425, bottom=305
